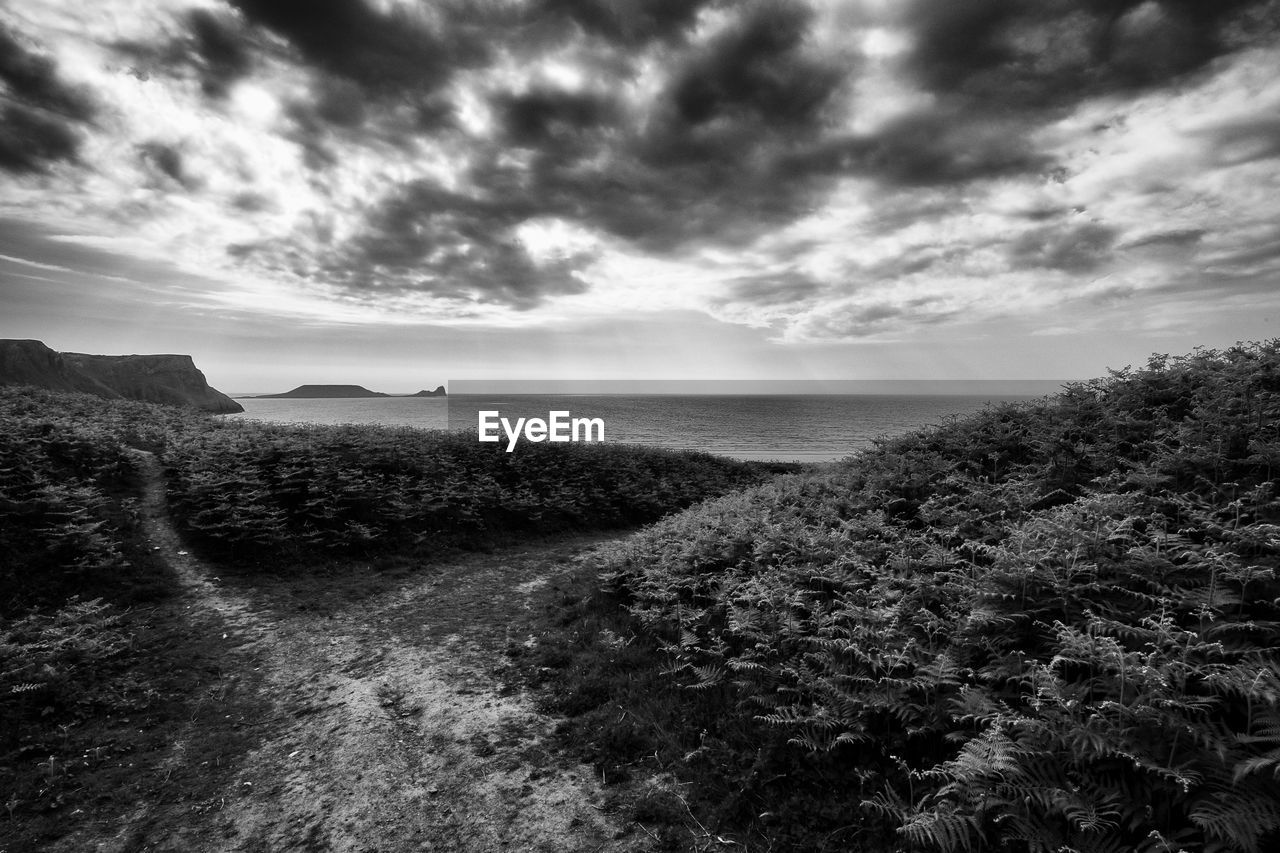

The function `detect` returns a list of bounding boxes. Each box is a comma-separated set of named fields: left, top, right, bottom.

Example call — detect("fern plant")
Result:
left=584, top=341, right=1280, bottom=852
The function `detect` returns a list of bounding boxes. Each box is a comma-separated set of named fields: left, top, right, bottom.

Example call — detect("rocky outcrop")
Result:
left=412, top=386, right=447, bottom=397
left=0, top=339, right=116, bottom=397
left=257, top=385, right=388, bottom=398
left=0, top=339, right=243, bottom=413
left=65, top=352, right=244, bottom=413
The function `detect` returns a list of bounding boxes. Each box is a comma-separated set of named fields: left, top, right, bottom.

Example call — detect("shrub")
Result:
left=0, top=388, right=191, bottom=612
left=0, top=597, right=132, bottom=714
left=159, top=422, right=770, bottom=564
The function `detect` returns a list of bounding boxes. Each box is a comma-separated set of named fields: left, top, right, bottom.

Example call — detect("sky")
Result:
left=1, top=0, right=1279, bottom=393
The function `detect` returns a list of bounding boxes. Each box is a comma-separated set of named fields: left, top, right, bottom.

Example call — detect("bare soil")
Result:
left=45, top=451, right=654, bottom=853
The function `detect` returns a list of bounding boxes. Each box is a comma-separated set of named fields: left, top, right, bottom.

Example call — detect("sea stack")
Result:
left=413, top=386, right=447, bottom=397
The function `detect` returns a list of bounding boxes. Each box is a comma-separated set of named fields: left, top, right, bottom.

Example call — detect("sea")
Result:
left=228, top=391, right=1052, bottom=463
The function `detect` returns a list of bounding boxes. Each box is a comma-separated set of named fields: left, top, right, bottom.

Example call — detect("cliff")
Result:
left=412, top=386, right=447, bottom=397
left=0, top=339, right=243, bottom=414
left=258, top=385, right=389, bottom=398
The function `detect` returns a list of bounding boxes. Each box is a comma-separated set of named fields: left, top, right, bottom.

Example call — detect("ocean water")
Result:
left=231, top=397, right=451, bottom=431
left=229, top=393, right=1042, bottom=462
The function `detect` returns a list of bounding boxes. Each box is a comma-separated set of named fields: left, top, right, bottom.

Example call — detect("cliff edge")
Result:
left=0, top=339, right=243, bottom=414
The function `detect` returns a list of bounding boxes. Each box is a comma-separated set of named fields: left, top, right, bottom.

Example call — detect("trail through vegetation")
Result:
left=1, top=385, right=773, bottom=852
left=44, top=452, right=650, bottom=853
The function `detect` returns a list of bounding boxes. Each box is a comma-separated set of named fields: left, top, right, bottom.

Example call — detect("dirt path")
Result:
left=63, top=451, right=648, bottom=853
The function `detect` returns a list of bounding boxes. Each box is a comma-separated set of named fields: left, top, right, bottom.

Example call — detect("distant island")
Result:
left=256, top=384, right=446, bottom=398
left=258, top=384, right=387, bottom=398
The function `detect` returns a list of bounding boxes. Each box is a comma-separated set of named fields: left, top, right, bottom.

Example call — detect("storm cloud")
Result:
left=536, top=0, right=716, bottom=46
left=0, top=25, right=96, bottom=172
left=3, top=0, right=1280, bottom=337
left=226, top=0, right=487, bottom=99
left=186, top=9, right=255, bottom=97
left=901, top=0, right=1278, bottom=110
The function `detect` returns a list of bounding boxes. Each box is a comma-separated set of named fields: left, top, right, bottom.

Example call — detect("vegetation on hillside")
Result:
left=528, top=342, right=1280, bottom=852
left=161, top=421, right=771, bottom=564
left=0, top=388, right=191, bottom=612
left=0, top=386, right=773, bottom=583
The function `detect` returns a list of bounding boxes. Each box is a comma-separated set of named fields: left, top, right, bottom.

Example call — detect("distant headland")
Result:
left=0, top=338, right=242, bottom=414
left=256, top=384, right=446, bottom=398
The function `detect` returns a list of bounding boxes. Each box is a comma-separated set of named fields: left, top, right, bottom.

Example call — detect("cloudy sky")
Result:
left=2, top=0, right=1278, bottom=392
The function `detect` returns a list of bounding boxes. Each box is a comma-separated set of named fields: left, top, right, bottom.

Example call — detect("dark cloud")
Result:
left=280, top=43, right=462, bottom=167
left=0, top=25, right=95, bottom=173
left=279, top=97, right=344, bottom=171
left=1011, top=222, right=1119, bottom=273
left=282, top=181, right=591, bottom=309
left=535, top=0, right=717, bottom=46
left=901, top=0, right=1276, bottom=113
left=281, top=84, right=456, bottom=177
left=325, top=0, right=853, bottom=276
left=638, top=1, right=847, bottom=171
left=0, top=104, right=82, bottom=173
left=189, top=0, right=504, bottom=172
left=0, top=26, right=96, bottom=121
left=1020, top=206, right=1074, bottom=222
left=665, top=1, right=842, bottom=128
left=769, top=108, right=1051, bottom=200
left=311, top=75, right=369, bottom=128
left=188, top=9, right=254, bottom=96
left=845, top=111, right=1049, bottom=186
left=227, top=0, right=486, bottom=100
left=117, top=2, right=466, bottom=167
left=516, top=148, right=822, bottom=251
left=496, top=1, right=853, bottom=251
left=138, top=142, right=200, bottom=190
left=497, top=88, right=619, bottom=148
left=112, top=9, right=257, bottom=99
left=120, top=2, right=496, bottom=137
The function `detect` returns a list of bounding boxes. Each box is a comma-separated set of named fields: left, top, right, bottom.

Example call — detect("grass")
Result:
left=0, top=595, right=272, bottom=851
